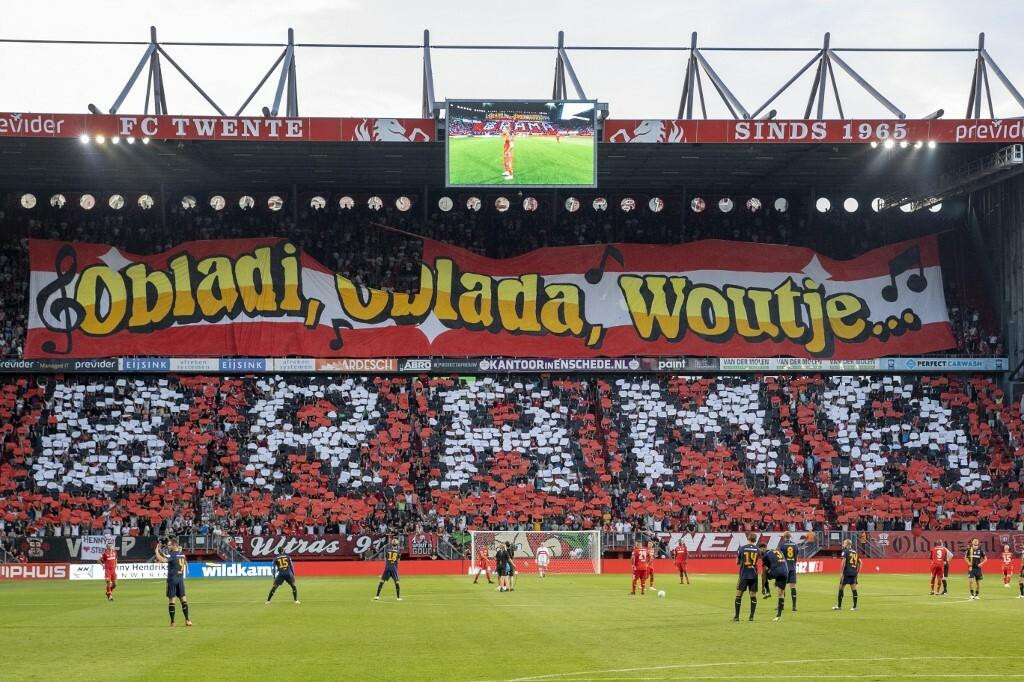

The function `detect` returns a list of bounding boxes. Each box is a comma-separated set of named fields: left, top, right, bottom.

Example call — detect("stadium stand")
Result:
left=0, top=192, right=1015, bottom=555
left=0, top=189, right=1017, bottom=555
left=0, top=197, right=1005, bottom=358
left=1, top=372, right=1021, bottom=551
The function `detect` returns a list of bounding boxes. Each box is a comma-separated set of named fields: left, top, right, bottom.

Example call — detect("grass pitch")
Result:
left=448, top=135, right=595, bottom=186
left=2, top=573, right=1023, bottom=680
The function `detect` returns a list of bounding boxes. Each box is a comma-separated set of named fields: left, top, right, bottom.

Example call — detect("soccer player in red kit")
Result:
left=674, top=542, right=690, bottom=584
left=929, top=540, right=948, bottom=595
left=630, top=541, right=650, bottom=595
left=1001, top=544, right=1013, bottom=587
left=100, top=542, right=118, bottom=601
left=501, top=125, right=515, bottom=180
left=473, top=546, right=493, bottom=584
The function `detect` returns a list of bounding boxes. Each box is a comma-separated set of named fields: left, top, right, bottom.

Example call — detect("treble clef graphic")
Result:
left=35, top=244, right=86, bottom=355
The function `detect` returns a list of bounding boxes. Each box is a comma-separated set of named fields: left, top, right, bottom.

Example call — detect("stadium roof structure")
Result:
left=0, top=134, right=992, bottom=195
left=1, top=29, right=1023, bottom=195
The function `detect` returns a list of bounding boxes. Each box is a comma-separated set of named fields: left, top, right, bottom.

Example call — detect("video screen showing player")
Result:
left=446, top=100, right=597, bottom=187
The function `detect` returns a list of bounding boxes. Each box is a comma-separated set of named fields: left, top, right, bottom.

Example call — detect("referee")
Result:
left=495, top=542, right=510, bottom=592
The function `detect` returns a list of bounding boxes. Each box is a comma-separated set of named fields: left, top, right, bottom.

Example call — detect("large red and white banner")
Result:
left=0, top=113, right=433, bottom=142
left=0, top=112, right=1021, bottom=144
left=27, top=235, right=953, bottom=359
left=605, top=118, right=1024, bottom=144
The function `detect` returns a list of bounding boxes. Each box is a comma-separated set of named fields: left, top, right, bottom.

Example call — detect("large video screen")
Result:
left=446, top=100, right=597, bottom=188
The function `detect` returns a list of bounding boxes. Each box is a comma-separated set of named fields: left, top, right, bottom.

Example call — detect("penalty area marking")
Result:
left=504, top=656, right=1022, bottom=681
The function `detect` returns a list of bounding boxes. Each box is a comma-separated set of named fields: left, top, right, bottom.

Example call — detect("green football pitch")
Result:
left=2, top=574, right=1022, bottom=680
left=448, top=135, right=595, bottom=187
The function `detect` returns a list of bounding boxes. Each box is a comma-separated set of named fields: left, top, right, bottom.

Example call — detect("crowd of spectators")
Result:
left=0, top=193, right=1014, bottom=556
left=446, top=120, right=594, bottom=137
left=1, top=372, right=1021, bottom=556
left=0, top=193, right=1004, bottom=358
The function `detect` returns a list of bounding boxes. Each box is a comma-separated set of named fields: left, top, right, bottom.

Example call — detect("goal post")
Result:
left=469, top=530, right=601, bottom=575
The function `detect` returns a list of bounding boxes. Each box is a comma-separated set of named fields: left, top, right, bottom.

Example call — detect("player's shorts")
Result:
left=930, top=566, right=944, bottom=579
left=786, top=567, right=797, bottom=585
left=968, top=568, right=983, bottom=580
left=772, top=571, right=789, bottom=590
left=166, top=577, right=186, bottom=599
left=537, top=557, right=549, bottom=567
left=736, top=576, right=758, bottom=591
left=273, top=571, right=295, bottom=587
left=105, top=571, right=117, bottom=582
left=380, top=565, right=400, bottom=582
left=676, top=563, right=687, bottom=572
left=840, top=574, right=858, bottom=585
left=632, top=569, right=648, bottom=580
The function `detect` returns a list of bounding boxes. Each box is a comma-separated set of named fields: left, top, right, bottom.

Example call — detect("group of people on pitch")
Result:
left=629, top=539, right=662, bottom=595
left=99, top=533, right=1023, bottom=627
left=735, top=531, right=810, bottom=622
left=929, top=538, right=1024, bottom=600
left=473, top=541, right=523, bottom=591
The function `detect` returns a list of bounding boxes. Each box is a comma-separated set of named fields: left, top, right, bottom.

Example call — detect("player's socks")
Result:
left=749, top=596, right=757, bottom=620
left=395, top=584, right=401, bottom=599
left=1019, top=583, right=1023, bottom=596
left=837, top=590, right=844, bottom=608
left=375, top=582, right=384, bottom=597
left=790, top=588, right=797, bottom=610
left=266, top=585, right=277, bottom=602
left=734, top=596, right=741, bottom=619
left=291, top=585, right=298, bottom=602
left=168, top=603, right=175, bottom=624
left=182, top=602, right=190, bottom=621
left=776, top=597, right=784, bottom=618
left=851, top=590, right=858, bottom=609
left=942, top=579, right=947, bottom=593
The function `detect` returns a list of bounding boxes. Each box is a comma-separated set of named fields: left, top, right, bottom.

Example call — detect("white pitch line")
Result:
left=506, top=655, right=1023, bottom=681
left=638, top=671, right=1024, bottom=675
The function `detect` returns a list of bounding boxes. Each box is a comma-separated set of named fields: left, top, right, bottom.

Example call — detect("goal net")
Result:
left=469, top=530, right=601, bottom=575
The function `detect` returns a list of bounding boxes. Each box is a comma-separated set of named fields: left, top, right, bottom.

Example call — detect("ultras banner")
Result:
left=27, top=235, right=953, bottom=359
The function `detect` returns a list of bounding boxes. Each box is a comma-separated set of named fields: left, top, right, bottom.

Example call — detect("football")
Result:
left=657, top=590, right=666, bottom=598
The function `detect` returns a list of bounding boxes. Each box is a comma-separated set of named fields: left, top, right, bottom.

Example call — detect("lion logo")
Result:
left=353, top=118, right=432, bottom=142
left=607, top=119, right=687, bottom=143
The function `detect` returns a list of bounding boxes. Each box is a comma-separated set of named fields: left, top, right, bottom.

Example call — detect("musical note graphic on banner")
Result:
left=881, top=245, right=927, bottom=302
left=35, top=244, right=85, bottom=355
left=328, top=318, right=353, bottom=350
left=584, top=245, right=625, bottom=284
